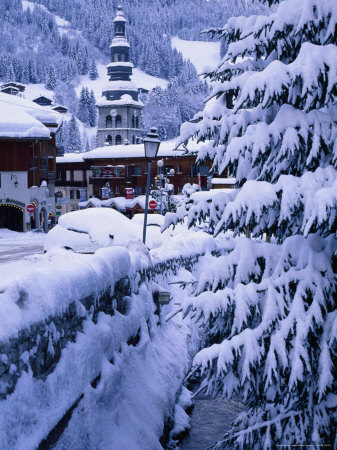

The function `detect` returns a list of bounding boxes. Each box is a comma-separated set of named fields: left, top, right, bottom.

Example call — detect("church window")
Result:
left=116, top=135, right=122, bottom=145
left=106, top=115, right=112, bottom=128
left=132, top=116, right=135, bottom=128
left=106, top=135, right=112, bottom=145
left=118, top=54, right=122, bottom=62
left=115, top=115, right=122, bottom=128
left=135, top=116, right=139, bottom=128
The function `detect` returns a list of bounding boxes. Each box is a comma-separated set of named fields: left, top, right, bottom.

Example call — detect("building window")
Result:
left=135, top=116, right=139, bottom=128
left=106, top=135, right=112, bottom=145
left=70, top=190, right=75, bottom=199
left=132, top=135, right=136, bottom=144
left=128, top=166, right=142, bottom=176
left=115, top=115, right=122, bottom=128
left=177, top=164, right=182, bottom=173
left=106, top=115, right=112, bottom=128
left=134, top=186, right=142, bottom=195
left=115, top=185, right=120, bottom=194
left=76, top=190, right=81, bottom=200
left=116, top=135, right=122, bottom=145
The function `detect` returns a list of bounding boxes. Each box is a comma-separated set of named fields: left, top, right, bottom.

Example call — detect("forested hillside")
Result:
left=0, top=0, right=265, bottom=150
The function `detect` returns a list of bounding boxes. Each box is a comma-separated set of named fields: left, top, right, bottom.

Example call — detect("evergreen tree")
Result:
left=165, top=0, right=337, bottom=447
left=77, top=86, right=89, bottom=124
left=45, top=65, right=57, bottom=90
left=5, top=61, right=15, bottom=82
left=88, top=89, right=97, bottom=127
left=89, top=58, right=98, bottom=80
left=67, top=116, right=82, bottom=153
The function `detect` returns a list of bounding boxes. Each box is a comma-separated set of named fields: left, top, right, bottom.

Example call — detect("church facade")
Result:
left=96, top=6, right=143, bottom=147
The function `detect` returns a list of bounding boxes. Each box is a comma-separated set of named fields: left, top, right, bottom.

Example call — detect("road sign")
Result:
left=149, top=200, right=157, bottom=209
left=26, top=204, right=35, bottom=214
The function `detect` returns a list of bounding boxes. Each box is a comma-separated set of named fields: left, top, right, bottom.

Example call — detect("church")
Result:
left=96, top=6, right=143, bottom=147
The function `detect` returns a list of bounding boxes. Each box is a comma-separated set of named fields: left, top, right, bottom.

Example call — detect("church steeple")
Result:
left=113, top=5, right=126, bottom=37
left=96, top=5, right=144, bottom=148
left=108, top=5, right=132, bottom=82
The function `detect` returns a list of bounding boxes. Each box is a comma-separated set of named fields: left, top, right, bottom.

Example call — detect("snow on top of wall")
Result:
left=0, top=92, right=59, bottom=138
left=171, top=36, right=221, bottom=75
left=211, top=177, right=236, bottom=185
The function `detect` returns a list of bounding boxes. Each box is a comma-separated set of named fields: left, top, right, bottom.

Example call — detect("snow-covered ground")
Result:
left=171, top=36, right=221, bottom=75
left=0, top=229, right=45, bottom=266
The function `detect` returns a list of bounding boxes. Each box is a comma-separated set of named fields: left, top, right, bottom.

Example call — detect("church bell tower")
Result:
left=96, top=6, right=143, bottom=147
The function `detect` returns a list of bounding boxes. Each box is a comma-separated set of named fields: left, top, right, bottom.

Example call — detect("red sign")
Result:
left=26, top=204, right=35, bottom=214
left=149, top=200, right=157, bottom=209
left=125, top=187, right=134, bottom=200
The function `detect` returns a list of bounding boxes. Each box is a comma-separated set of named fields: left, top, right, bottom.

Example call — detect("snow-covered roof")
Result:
left=96, top=94, right=144, bottom=108
left=110, top=38, right=130, bottom=48
left=113, top=12, right=127, bottom=23
left=57, top=152, right=85, bottom=163
left=103, top=80, right=138, bottom=92
left=0, top=92, right=62, bottom=139
left=82, top=140, right=199, bottom=160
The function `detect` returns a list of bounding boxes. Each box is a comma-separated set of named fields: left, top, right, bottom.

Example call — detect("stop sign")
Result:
left=26, top=204, right=35, bottom=213
left=149, top=200, right=157, bottom=209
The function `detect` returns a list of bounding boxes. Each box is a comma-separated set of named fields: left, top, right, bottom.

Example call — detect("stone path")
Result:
left=179, top=394, right=243, bottom=450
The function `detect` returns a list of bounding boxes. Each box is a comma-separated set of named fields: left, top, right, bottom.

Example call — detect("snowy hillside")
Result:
left=171, top=37, right=221, bottom=75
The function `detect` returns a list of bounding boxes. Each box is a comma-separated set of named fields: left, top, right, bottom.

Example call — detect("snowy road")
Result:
left=0, top=230, right=45, bottom=264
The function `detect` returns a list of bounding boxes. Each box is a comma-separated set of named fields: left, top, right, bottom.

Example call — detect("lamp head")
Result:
left=144, top=127, right=160, bottom=160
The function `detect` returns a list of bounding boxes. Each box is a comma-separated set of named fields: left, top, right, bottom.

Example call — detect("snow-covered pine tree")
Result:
left=45, top=65, right=57, bottom=90
left=77, top=86, right=89, bottom=125
left=167, top=0, right=337, bottom=447
left=89, top=58, right=98, bottom=80
left=67, top=116, right=82, bottom=153
left=88, top=89, right=97, bottom=127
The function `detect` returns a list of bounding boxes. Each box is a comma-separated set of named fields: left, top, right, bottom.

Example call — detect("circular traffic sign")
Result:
left=149, top=200, right=157, bottom=209
left=26, top=204, right=35, bottom=213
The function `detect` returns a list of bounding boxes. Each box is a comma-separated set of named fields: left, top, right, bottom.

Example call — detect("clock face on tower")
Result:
left=110, top=109, right=117, bottom=117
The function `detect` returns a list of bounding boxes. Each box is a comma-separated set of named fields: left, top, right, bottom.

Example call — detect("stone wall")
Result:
left=0, top=249, right=206, bottom=448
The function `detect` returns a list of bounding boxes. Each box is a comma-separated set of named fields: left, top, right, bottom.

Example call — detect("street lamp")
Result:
left=157, top=159, right=164, bottom=215
left=143, top=127, right=160, bottom=244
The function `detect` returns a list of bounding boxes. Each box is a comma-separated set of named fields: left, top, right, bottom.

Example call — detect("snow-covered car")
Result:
left=44, top=208, right=163, bottom=253
left=131, top=213, right=165, bottom=228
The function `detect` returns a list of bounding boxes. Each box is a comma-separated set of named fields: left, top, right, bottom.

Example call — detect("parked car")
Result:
left=131, top=213, right=165, bottom=228
left=44, top=208, right=163, bottom=253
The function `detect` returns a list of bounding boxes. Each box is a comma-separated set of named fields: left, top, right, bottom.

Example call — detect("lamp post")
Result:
left=157, top=159, right=164, bottom=215
left=143, top=127, right=161, bottom=244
